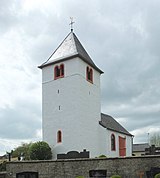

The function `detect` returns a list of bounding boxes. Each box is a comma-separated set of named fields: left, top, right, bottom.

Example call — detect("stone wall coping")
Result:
left=0, top=171, right=7, bottom=174
left=6, top=155, right=160, bottom=164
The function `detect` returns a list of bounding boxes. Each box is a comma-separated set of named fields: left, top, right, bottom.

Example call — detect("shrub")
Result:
left=155, top=173, right=160, bottom=178
left=0, top=161, right=6, bottom=172
left=29, top=141, right=52, bottom=160
left=111, top=175, right=122, bottom=178
left=12, top=142, right=32, bottom=160
left=98, top=155, right=107, bottom=158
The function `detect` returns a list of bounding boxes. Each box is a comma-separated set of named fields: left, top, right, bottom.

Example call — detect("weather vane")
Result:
left=69, top=17, right=75, bottom=32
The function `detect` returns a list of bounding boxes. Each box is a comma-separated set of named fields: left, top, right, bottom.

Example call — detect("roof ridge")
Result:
left=73, top=33, right=92, bottom=61
left=42, top=31, right=72, bottom=66
left=38, top=31, right=103, bottom=73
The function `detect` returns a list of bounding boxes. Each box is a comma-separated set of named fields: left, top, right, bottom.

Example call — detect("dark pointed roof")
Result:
left=38, top=31, right=103, bottom=73
left=99, top=113, right=133, bottom=136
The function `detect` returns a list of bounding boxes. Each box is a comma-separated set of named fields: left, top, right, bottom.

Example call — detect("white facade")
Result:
left=97, top=123, right=132, bottom=157
left=42, top=57, right=104, bottom=158
left=40, top=31, right=133, bottom=159
left=106, top=130, right=132, bottom=157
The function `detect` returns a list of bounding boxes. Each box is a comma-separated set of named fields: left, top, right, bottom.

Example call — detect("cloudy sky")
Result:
left=0, top=0, right=160, bottom=155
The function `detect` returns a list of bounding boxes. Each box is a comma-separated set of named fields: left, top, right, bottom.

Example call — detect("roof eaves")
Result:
left=73, top=33, right=104, bottom=74
left=107, top=127, right=133, bottom=136
left=78, top=54, right=104, bottom=74
left=99, top=121, right=133, bottom=136
left=38, top=53, right=104, bottom=74
left=100, top=113, right=133, bottom=136
left=38, top=54, right=79, bottom=69
left=99, top=121, right=106, bottom=128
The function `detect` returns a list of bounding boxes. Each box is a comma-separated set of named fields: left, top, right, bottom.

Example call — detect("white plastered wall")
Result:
left=42, top=57, right=106, bottom=159
left=106, top=129, right=132, bottom=157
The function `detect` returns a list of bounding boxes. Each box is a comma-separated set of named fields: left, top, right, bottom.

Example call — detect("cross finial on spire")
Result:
left=69, top=17, right=75, bottom=32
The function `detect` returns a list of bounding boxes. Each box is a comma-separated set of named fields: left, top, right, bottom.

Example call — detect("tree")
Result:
left=12, top=142, right=32, bottom=160
left=29, top=141, right=52, bottom=160
left=150, top=133, right=160, bottom=146
left=155, top=173, right=160, bottom=178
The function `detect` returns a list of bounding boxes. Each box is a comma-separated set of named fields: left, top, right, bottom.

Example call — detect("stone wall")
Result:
left=6, top=155, right=160, bottom=178
left=0, top=172, right=6, bottom=178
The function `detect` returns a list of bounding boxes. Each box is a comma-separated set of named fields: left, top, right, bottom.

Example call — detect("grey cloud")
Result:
left=0, top=99, right=41, bottom=139
left=1, top=0, right=160, bottom=149
left=0, top=0, right=21, bottom=34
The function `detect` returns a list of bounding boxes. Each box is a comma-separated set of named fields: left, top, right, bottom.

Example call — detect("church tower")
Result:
left=39, top=30, right=104, bottom=159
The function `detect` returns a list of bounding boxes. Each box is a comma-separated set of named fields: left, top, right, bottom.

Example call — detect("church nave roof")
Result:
left=100, top=113, right=132, bottom=136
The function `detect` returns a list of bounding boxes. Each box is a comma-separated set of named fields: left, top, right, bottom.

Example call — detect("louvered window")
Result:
left=54, top=64, right=64, bottom=79
left=86, top=66, right=93, bottom=83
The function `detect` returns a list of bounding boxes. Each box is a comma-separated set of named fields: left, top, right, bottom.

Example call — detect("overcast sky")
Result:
left=0, top=0, right=160, bottom=156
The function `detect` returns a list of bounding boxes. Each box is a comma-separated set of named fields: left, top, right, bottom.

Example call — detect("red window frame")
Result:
left=57, top=130, right=62, bottom=143
left=111, top=133, right=116, bottom=151
left=86, top=66, right=93, bottom=83
left=60, top=64, right=64, bottom=76
left=54, top=64, right=64, bottom=80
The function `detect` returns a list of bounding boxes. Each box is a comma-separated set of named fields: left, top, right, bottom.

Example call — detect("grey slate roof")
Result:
left=38, top=31, right=103, bottom=74
left=133, top=143, right=150, bottom=152
left=99, top=113, right=132, bottom=136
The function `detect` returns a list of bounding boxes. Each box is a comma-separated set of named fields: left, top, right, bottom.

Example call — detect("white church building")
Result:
left=38, top=30, right=133, bottom=159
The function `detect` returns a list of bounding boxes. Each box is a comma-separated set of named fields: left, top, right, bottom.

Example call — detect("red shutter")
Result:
left=119, top=136, right=126, bottom=156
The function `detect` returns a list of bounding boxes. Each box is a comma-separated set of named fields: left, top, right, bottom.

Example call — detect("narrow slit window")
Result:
left=57, top=130, right=62, bottom=143
left=111, top=134, right=116, bottom=151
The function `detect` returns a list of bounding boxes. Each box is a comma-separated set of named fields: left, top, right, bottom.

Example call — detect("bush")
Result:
left=0, top=161, right=6, bottom=172
left=155, top=173, right=160, bottom=178
left=29, top=141, right=52, bottom=160
left=111, top=175, right=122, bottom=178
left=12, top=142, right=32, bottom=160
left=98, top=155, right=107, bottom=158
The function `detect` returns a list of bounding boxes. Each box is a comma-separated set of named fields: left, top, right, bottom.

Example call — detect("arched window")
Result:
left=54, top=64, right=65, bottom=80
left=57, top=130, right=62, bottom=143
left=86, top=66, right=93, bottom=83
left=54, top=66, right=60, bottom=79
left=90, top=68, right=93, bottom=81
left=111, top=134, right=116, bottom=151
left=60, top=64, right=64, bottom=76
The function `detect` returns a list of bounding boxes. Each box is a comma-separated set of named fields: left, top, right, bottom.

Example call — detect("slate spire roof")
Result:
left=38, top=31, right=103, bottom=73
left=100, top=113, right=132, bottom=136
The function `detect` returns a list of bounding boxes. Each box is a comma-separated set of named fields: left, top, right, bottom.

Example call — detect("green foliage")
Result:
left=155, top=173, right=160, bottom=178
left=0, top=161, right=6, bottom=172
left=98, top=155, right=107, bottom=158
left=29, top=141, right=52, bottom=160
left=110, top=175, right=122, bottom=178
left=76, top=176, right=84, bottom=178
left=12, top=142, right=32, bottom=160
